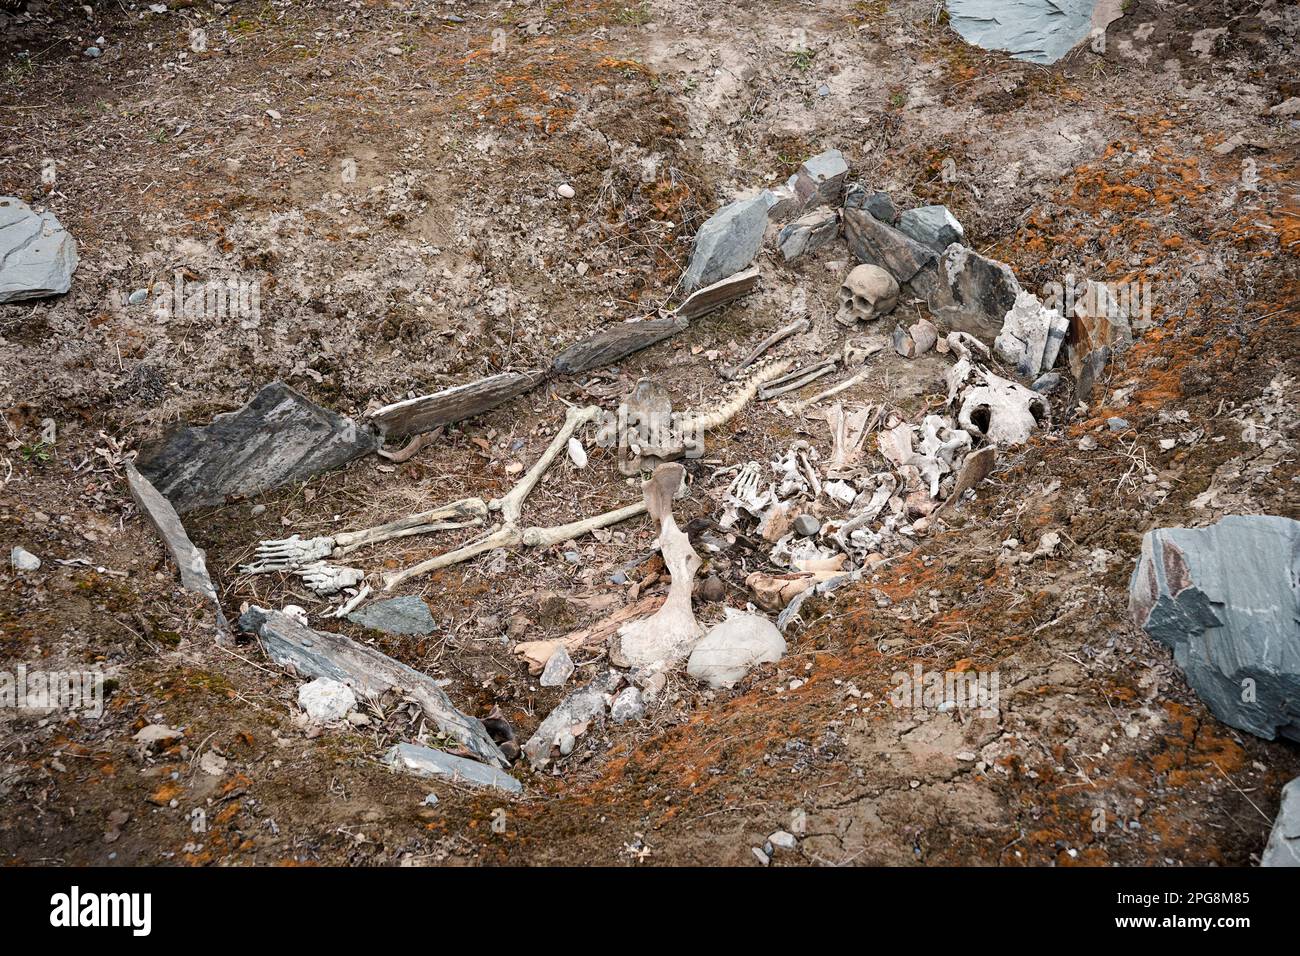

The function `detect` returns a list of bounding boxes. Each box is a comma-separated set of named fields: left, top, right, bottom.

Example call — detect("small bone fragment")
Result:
left=892, top=318, right=938, bottom=358
left=567, top=436, right=588, bottom=469
left=377, top=432, right=431, bottom=463
left=824, top=403, right=874, bottom=478
left=615, top=465, right=702, bottom=669
left=726, top=317, right=809, bottom=380
left=514, top=594, right=666, bottom=673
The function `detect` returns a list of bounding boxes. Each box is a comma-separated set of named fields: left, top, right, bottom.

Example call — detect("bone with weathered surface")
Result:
left=725, top=317, right=809, bottom=380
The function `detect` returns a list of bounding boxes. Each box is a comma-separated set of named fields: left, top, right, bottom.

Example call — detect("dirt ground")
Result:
left=0, top=0, right=1296, bottom=866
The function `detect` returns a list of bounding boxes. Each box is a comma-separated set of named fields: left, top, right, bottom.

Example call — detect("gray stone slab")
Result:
left=897, top=205, right=965, bottom=253
left=1262, top=777, right=1300, bottom=866
left=0, top=196, right=79, bottom=304
left=788, top=149, right=849, bottom=210
left=681, top=192, right=775, bottom=293
left=777, top=209, right=840, bottom=262
left=136, top=382, right=379, bottom=513
left=1129, top=515, right=1300, bottom=742
left=240, top=606, right=508, bottom=767
left=347, top=596, right=436, bottom=636
left=946, top=0, right=1118, bottom=65
left=923, top=244, right=1023, bottom=339
left=384, top=742, right=521, bottom=794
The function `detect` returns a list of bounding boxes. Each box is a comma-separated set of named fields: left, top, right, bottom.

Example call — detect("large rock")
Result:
left=681, top=192, right=775, bottom=293
left=922, top=244, right=1023, bottom=339
left=786, top=149, right=849, bottom=211
left=0, top=197, right=79, bottom=303
left=347, top=596, right=436, bottom=636
left=897, top=205, right=965, bottom=253
left=946, top=0, right=1123, bottom=65
left=1129, top=515, right=1300, bottom=742
left=687, top=610, right=787, bottom=689
left=384, top=743, right=521, bottom=794
left=843, top=207, right=937, bottom=285
left=1262, top=777, right=1300, bottom=867
left=137, top=382, right=379, bottom=513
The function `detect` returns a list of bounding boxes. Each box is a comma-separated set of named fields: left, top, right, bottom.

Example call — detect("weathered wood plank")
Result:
left=551, top=317, right=687, bottom=376
left=239, top=607, right=508, bottom=767
left=674, top=265, right=760, bottom=322
left=369, top=370, right=549, bottom=439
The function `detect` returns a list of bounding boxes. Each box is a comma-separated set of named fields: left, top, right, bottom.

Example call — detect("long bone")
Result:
left=242, top=497, right=488, bottom=573
left=381, top=406, right=647, bottom=590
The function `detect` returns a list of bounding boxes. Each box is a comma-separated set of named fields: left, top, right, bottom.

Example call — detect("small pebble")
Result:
left=768, top=830, right=797, bottom=851
left=556, top=183, right=575, bottom=199
left=1107, top=417, right=1130, bottom=432
left=751, top=846, right=770, bottom=866
left=793, top=514, right=820, bottom=537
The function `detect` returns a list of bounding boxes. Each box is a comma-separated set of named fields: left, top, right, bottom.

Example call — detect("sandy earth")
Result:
left=0, top=0, right=1297, bottom=866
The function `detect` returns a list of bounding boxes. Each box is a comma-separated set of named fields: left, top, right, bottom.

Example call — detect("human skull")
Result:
left=957, top=372, right=1049, bottom=447
left=836, top=264, right=899, bottom=326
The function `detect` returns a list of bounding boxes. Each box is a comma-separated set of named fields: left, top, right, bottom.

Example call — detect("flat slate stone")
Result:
left=946, top=0, right=1122, bottom=65
left=0, top=196, right=79, bottom=304
left=1130, top=515, right=1300, bottom=742
left=787, top=149, right=849, bottom=210
left=347, top=596, right=436, bottom=636
left=136, top=382, right=379, bottom=513
left=777, top=209, right=840, bottom=262
left=384, top=743, right=522, bottom=794
left=681, top=192, right=775, bottom=293
left=923, top=244, right=1023, bottom=339
left=674, top=266, right=760, bottom=321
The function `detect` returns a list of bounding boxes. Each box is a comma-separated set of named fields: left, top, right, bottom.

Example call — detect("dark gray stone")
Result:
left=844, top=184, right=898, bottom=224
left=843, top=207, right=937, bottom=285
left=1076, top=345, right=1111, bottom=402
left=681, top=193, right=775, bottom=293
left=1129, top=515, right=1300, bottom=742
left=1262, top=777, right=1300, bottom=866
left=793, top=514, right=820, bottom=537
left=0, top=196, right=79, bottom=304
left=1031, top=372, right=1062, bottom=393
left=384, top=743, right=522, bottom=793
left=523, top=670, right=620, bottom=768
left=347, top=596, right=436, bottom=636
left=922, top=244, right=1023, bottom=339
left=897, top=205, right=965, bottom=253
left=136, top=382, right=379, bottom=513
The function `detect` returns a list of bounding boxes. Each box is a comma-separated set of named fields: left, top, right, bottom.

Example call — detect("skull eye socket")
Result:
left=969, top=404, right=992, bottom=435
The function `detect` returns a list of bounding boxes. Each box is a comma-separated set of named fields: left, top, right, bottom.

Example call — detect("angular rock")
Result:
left=922, top=244, right=1023, bottom=338
left=897, top=205, right=965, bottom=253
left=1129, top=515, right=1300, bottom=742
left=384, top=743, right=522, bottom=794
left=681, top=192, right=775, bottom=293
left=0, top=196, right=79, bottom=304
left=539, top=644, right=575, bottom=688
left=346, top=596, right=436, bottom=636
left=687, top=610, right=787, bottom=689
left=777, top=208, right=839, bottom=262
left=787, top=149, right=849, bottom=211
left=1262, top=777, right=1300, bottom=867
left=1075, top=345, right=1111, bottom=402
left=793, top=514, right=820, bottom=537
left=946, top=0, right=1123, bottom=65
left=522, top=670, right=620, bottom=769
left=297, top=678, right=356, bottom=722
left=10, top=546, right=40, bottom=571
left=609, top=686, right=644, bottom=723
left=126, top=462, right=229, bottom=634
left=994, top=290, right=1070, bottom=377
left=240, top=606, right=507, bottom=766
left=1066, top=279, right=1134, bottom=377
left=843, top=207, right=937, bottom=285
left=136, top=382, right=379, bottom=513
left=844, top=184, right=898, bottom=224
